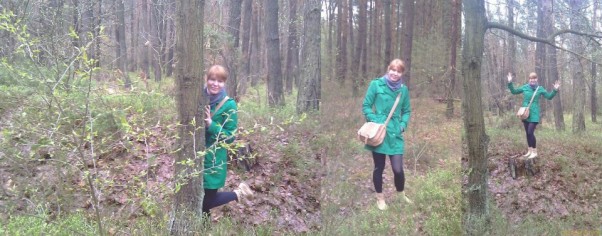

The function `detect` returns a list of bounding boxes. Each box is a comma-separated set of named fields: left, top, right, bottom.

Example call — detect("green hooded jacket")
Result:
left=508, top=83, right=557, bottom=123
left=362, top=77, right=411, bottom=155
left=203, top=97, right=237, bottom=189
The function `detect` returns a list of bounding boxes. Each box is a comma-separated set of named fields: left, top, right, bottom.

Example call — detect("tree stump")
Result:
left=508, top=154, right=540, bottom=179
left=228, top=140, right=256, bottom=172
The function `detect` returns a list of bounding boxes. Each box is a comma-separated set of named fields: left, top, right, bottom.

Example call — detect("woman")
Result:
left=507, top=72, right=560, bottom=159
left=362, top=59, right=412, bottom=210
left=202, top=65, right=253, bottom=217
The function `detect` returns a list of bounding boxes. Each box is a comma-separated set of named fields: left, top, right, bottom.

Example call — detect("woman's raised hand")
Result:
left=507, top=72, right=513, bottom=82
left=553, top=80, right=561, bottom=90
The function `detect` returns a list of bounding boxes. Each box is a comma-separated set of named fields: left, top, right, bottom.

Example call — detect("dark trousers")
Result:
left=523, top=121, right=538, bottom=148
left=372, top=152, right=405, bottom=193
left=202, top=189, right=238, bottom=216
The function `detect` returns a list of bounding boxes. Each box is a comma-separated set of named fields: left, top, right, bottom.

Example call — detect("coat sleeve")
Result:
left=400, top=88, right=411, bottom=131
left=207, top=100, right=238, bottom=144
left=541, top=87, right=558, bottom=100
left=508, top=83, right=523, bottom=94
left=362, top=81, right=378, bottom=122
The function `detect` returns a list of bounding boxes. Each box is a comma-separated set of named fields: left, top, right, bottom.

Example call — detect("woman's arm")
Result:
left=508, top=83, right=523, bottom=94
left=362, top=81, right=378, bottom=122
left=207, top=100, right=238, bottom=142
left=400, top=88, right=411, bottom=131
left=542, top=87, right=558, bottom=100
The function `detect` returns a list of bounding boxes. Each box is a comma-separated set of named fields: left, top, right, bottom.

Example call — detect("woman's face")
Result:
left=529, top=76, right=538, bottom=84
left=388, top=68, right=403, bottom=82
left=206, top=76, right=225, bottom=95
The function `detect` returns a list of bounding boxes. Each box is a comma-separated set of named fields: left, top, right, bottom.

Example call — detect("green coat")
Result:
left=508, top=83, right=557, bottom=123
left=362, top=77, right=411, bottom=155
left=204, top=97, right=238, bottom=189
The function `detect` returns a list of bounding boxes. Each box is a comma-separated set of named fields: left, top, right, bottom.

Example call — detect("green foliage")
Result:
left=1, top=211, right=97, bottom=235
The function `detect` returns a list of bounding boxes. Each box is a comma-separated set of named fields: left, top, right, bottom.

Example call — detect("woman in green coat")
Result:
left=202, top=65, right=253, bottom=217
left=362, top=59, right=412, bottom=210
left=508, top=72, right=560, bottom=159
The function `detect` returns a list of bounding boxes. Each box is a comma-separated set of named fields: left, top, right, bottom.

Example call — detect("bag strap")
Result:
left=384, top=93, right=402, bottom=126
left=527, top=87, right=539, bottom=108
left=211, top=96, right=229, bottom=118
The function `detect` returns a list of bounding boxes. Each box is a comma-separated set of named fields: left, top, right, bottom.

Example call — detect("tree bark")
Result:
left=590, top=1, right=600, bottom=123
left=462, top=0, right=490, bottom=233
left=171, top=0, right=205, bottom=233
left=569, top=0, right=586, bottom=134
left=150, top=0, right=162, bottom=83
left=352, top=0, right=367, bottom=96
left=383, top=0, right=391, bottom=67
left=505, top=0, right=516, bottom=112
left=446, top=0, right=460, bottom=119
left=336, top=0, right=348, bottom=84
left=265, top=0, right=284, bottom=106
left=535, top=0, right=548, bottom=120
left=239, top=0, right=252, bottom=95
left=542, top=0, right=565, bottom=131
left=285, top=0, right=298, bottom=94
left=297, top=0, right=321, bottom=113
left=226, top=0, right=242, bottom=100
left=250, top=0, right=261, bottom=87
left=401, top=0, right=415, bottom=88
left=115, top=0, right=131, bottom=89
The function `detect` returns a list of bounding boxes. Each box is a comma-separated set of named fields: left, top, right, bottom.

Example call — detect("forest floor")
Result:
left=482, top=115, right=602, bottom=234
left=2, top=77, right=601, bottom=234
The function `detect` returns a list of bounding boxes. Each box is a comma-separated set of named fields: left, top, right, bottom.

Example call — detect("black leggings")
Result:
left=202, top=189, right=237, bottom=216
left=372, top=152, right=405, bottom=193
left=522, top=121, right=538, bottom=148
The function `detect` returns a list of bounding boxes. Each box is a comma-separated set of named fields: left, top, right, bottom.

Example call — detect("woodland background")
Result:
left=0, top=0, right=600, bottom=235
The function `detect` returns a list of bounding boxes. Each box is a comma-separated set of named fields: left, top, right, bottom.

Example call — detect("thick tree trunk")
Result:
left=535, top=0, right=548, bottom=120
left=542, top=0, right=565, bottom=130
left=226, top=0, right=242, bottom=100
left=569, top=0, right=586, bottom=133
left=297, top=0, right=321, bottom=113
left=446, top=0, right=460, bottom=119
left=171, top=0, right=205, bottom=233
left=265, top=0, right=284, bottom=106
left=401, top=0, right=415, bottom=88
left=462, top=0, right=490, bottom=233
left=285, top=0, right=298, bottom=93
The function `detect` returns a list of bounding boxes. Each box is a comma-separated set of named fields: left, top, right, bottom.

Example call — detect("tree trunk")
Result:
left=446, top=0, right=460, bottom=119
left=383, top=0, right=391, bottom=66
left=115, top=0, right=131, bottom=89
left=265, top=0, right=284, bottom=106
left=150, top=0, right=162, bottom=83
left=226, top=0, right=242, bottom=100
left=569, top=0, right=586, bottom=134
left=285, top=0, right=298, bottom=94
left=590, top=1, right=600, bottom=123
left=250, top=0, right=261, bottom=87
left=505, top=0, right=516, bottom=112
left=171, top=0, right=205, bottom=233
left=401, top=0, right=415, bottom=88
left=462, top=0, right=490, bottom=233
left=297, top=0, right=321, bottom=113
left=543, top=0, right=565, bottom=130
left=336, top=0, right=348, bottom=84
left=139, top=0, right=150, bottom=83
left=239, top=0, right=252, bottom=95
left=535, top=0, right=548, bottom=120
left=352, top=0, right=367, bottom=96
left=328, top=0, right=335, bottom=77
left=348, top=0, right=354, bottom=61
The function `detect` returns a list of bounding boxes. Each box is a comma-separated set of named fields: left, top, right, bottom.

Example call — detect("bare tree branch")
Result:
left=487, top=21, right=602, bottom=66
